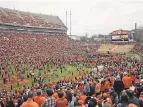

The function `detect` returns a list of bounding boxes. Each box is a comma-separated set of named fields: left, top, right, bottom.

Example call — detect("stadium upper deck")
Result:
left=0, top=7, right=67, bottom=32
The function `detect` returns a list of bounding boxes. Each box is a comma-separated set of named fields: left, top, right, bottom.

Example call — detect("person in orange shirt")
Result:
left=104, top=79, right=110, bottom=90
left=122, top=72, right=132, bottom=89
left=53, top=91, right=59, bottom=99
left=79, top=91, right=87, bottom=103
left=101, top=80, right=105, bottom=92
left=78, top=83, right=84, bottom=93
left=130, top=73, right=136, bottom=84
left=78, top=100, right=85, bottom=107
left=128, top=103, right=138, bottom=107
left=56, top=91, right=68, bottom=107
left=95, top=80, right=101, bottom=96
left=102, top=93, right=112, bottom=106
left=71, top=87, right=76, bottom=95
left=34, top=89, right=46, bottom=107
left=20, top=91, right=39, bottom=107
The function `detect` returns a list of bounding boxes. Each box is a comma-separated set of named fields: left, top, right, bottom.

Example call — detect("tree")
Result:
left=80, top=36, right=88, bottom=42
left=136, top=26, right=143, bottom=42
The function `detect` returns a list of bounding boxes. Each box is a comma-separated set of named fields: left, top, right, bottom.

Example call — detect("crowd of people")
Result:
left=0, top=30, right=99, bottom=64
left=0, top=25, right=143, bottom=107
left=133, top=43, right=143, bottom=56
left=0, top=44, right=143, bottom=107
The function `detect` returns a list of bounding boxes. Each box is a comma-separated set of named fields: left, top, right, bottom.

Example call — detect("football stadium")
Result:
left=0, top=3, right=143, bottom=107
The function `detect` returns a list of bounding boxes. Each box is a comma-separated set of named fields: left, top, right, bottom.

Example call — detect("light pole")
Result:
left=66, top=10, right=72, bottom=36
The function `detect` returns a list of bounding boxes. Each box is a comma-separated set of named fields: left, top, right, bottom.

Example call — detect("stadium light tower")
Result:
left=66, top=10, right=68, bottom=27
left=70, top=10, right=72, bottom=36
left=66, top=10, right=72, bottom=36
left=135, top=23, right=137, bottom=40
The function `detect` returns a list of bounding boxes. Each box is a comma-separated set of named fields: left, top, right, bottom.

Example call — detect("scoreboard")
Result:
left=110, top=29, right=129, bottom=41
left=112, top=35, right=128, bottom=41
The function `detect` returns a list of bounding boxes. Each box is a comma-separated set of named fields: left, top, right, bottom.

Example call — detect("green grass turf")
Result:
left=123, top=53, right=142, bottom=60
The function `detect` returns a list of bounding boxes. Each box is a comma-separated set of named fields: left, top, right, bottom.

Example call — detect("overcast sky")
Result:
left=0, top=0, right=143, bottom=36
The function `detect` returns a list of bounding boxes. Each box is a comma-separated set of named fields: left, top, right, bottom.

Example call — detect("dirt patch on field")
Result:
left=0, top=76, right=29, bottom=87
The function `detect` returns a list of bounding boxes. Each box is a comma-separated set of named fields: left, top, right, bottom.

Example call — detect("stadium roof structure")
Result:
left=0, top=7, right=67, bottom=29
left=110, top=29, right=129, bottom=35
left=41, top=14, right=65, bottom=27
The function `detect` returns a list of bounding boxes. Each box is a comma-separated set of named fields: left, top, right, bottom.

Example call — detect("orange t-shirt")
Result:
left=53, top=92, right=59, bottom=99
left=34, top=96, right=46, bottom=107
left=56, top=98, right=68, bottom=107
left=79, top=95, right=87, bottom=102
left=122, top=76, right=132, bottom=88
left=20, top=98, right=39, bottom=107
left=101, top=84, right=105, bottom=92
left=96, top=83, right=101, bottom=93
left=104, top=81, right=110, bottom=89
